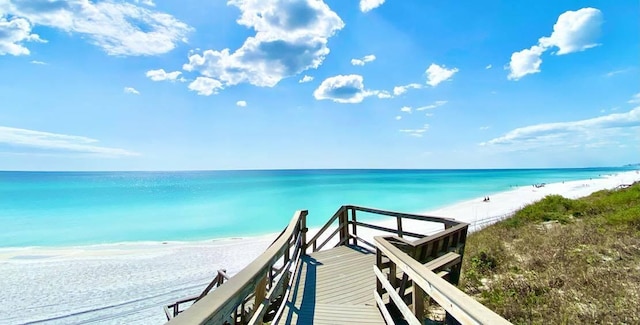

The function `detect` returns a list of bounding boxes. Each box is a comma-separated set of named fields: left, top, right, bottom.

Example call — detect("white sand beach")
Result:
left=1, top=171, right=638, bottom=324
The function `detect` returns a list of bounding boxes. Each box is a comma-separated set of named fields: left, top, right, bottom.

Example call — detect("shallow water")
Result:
left=0, top=168, right=629, bottom=247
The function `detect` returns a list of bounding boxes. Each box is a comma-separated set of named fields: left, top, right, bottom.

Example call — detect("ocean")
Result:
left=0, top=168, right=630, bottom=248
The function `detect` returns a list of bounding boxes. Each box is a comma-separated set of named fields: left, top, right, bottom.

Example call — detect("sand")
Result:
left=1, top=170, right=638, bottom=324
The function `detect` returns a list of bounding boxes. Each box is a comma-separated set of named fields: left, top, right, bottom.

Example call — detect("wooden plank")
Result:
left=375, top=236, right=512, bottom=325
left=373, top=265, right=421, bottom=325
left=168, top=210, right=308, bottom=325
left=349, top=205, right=461, bottom=227
left=352, top=221, right=425, bottom=239
left=374, top=290, right=394, bottom=325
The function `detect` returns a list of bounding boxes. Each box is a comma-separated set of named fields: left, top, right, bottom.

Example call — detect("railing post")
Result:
left=351, top=208, right=357, bottom=245
left=338, top=207, right=347, bottom=245
left=300, top=210, right=308, bottom=255
left=396, top=216, right=404, bottom=238
left=253, top=274, right=267, bottom=323
left=376, top=248, right=383, bottom=296
left=412, top=282, right=425, bottom=322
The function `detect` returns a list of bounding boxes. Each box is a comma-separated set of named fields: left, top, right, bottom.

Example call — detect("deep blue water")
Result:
left=0, top=168, right=631, bottom=247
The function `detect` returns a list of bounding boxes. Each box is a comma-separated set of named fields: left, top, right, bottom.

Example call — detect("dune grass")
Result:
left=460, top=182, right=640, bottom=324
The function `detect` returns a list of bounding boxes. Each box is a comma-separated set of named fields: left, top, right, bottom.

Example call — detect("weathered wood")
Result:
left=167, top=210, right=308, bottom=325
left=374, top=290, right=395, bottom=325
left=348, top=205, right=459, bottom=227
left=397, top=216, right=404, bottom=238
left=308, top=207, right=345, bottom=251
left=351, top=220, right=425, bottom=239
left=374, top=266, right=421, bottom=325
left=351, top=208, right=358, bottom=246
left=375, top=236, right=512, bottom=325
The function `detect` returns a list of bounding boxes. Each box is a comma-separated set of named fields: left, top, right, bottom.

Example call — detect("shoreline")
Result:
left=1, top=170, right=638, bottom=324
left=1, top=170, right=638, bottom=261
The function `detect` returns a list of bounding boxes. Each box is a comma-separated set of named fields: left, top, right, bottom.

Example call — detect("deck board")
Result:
left=276, top=245, right=385, bottom=325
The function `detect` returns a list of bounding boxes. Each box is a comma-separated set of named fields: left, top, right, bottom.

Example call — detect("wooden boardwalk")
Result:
left=276, top=245, right=385, bottom=325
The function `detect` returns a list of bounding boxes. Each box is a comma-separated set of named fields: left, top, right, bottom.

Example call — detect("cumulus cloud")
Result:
left=146, top=69, right=183, bottom=82
left=236, top=100, right=247, bottom=107
left=507, top=8, right=602, bottom=80
left=400, top=106, right=411, bottom=114
left=188, top=77, right=223, bottom=96
left=351, top=54, right=376, bottom=66
left=299, top=75, right=314, bottom=83
left=0, top=126, right=138, bottom=157
left=538, top=8, right=603, bottom=55
left=480, top=108, right=640, bottom=149
left=393, top=83, right=422, bottom=96
left=313, top=74, right=374, bottom=104
left=360, top=0, right=385, bottom=12
left=183, top=0, right=344, bottom=89
left=416, top=100, right=447, bottom=111
left=0, top=16, right=45, bottom=56
left=0, top=0, right=192, bottom=56
left=399, top=124, right=430, bottom=137
left=425, top=63, right=458, bottom=86
left=507, top=45, right=545, bottom=80
left=124, top=87, right=140, bottom=95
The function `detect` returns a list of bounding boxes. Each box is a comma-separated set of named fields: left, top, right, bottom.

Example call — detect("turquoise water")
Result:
left=0, top=168, right=631, bottom=247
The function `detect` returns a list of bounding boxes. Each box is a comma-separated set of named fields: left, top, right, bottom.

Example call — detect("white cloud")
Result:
left=416, top=100, right=447, bottom=111
left=1, top=0, right=192, bottom=56
left=479, top=126, right=491, bottom=130
left=0, top=126, right=138, bottom=157
left=605, top=68, right=631, bottom=78
left=183, top=0, right=344, bottom=89
left=0, top=16, right=46, bottom=56
left=425, top=63, right=458, bottom=86
left=628, top=93, right=640, bottom=104
left=538, top=8, right=603, bottom=55
left=400, top=106, right=412, bottom=114
left=507, top=8, right=602, bottom=80
left=124, top=87, right=140, bottom=95
left=134, top=0, right=156, bottom=7
left=399, top=124, right=430, bottom=137
left=313, top=74, right=371, bottom=104
left=146, top=69, right=183, bottom=82
left=507, top=45, right=545, bottom=80
left=480, top=108, right=640, bottom=148
left=393, top=83, right=422, bottom=96
left=188, top=77, right=223, bottom=96
left=360, top=0, right=385, bottom=12
left=395, top=115, right=402, bottom=120
left=485, top=64, right=492, bottom=69
left=299, top=75, right=314, bottom=83
left=351, top=54, right=376, bottom=66
left=372, top=90, right=392, bottom=99
left=236, top=100, right=247, bottom=107
left=30, top=60, right=46, bottom=65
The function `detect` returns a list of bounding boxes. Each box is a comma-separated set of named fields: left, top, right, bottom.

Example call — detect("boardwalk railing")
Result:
left=166, top=210, right=308, bottom=325
left=306, top=205, right=459, bottom=254
left=374, top=235, right=511, bottom=325
left=165, top=206, right=511, bottom=324
left=164, top=269, right=230, bottom=320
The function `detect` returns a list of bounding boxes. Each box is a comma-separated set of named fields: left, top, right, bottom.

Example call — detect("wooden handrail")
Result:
left=347, top=205, right=459, bottom=227
left=375, top=235, right=511, bottom=325
left=167, top=210, right=308, bottom=325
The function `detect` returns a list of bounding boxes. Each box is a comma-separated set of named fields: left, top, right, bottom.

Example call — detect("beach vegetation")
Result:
left=461, top=182, right=640, bottom=324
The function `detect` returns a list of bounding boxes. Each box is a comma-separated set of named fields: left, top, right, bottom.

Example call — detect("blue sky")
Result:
left=0, top=0, right=638, bottom=170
